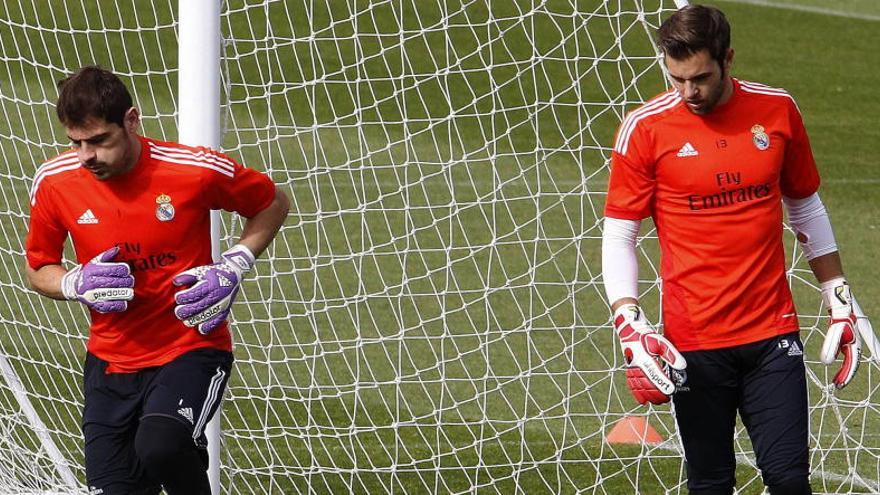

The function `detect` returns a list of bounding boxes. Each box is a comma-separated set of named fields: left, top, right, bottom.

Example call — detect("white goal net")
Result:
left=0, top=0, right=878, bottom=494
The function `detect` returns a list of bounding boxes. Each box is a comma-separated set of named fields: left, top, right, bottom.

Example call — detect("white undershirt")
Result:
left=601, top=217, right=641, bottom=304
left=783, top=192, right=838, bottom=260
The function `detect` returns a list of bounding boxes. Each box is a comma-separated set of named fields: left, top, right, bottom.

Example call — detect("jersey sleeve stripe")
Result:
left=148, top=143, right=236, bottom=173
left=30, top=158, right=81, bottom=205
left=37, top=150, right=77, bottom=170
left=614, top=93, right=681, bottom=155
left=613, top=92, right=678, bottom=152
left=33, top=155, right=79, bottom=181
left=149, top=144, right=236, bottom=172
left=739, top=81, right=791, bottom=97
left=738, top=79, right=782, bottom=90
left=149, top=152, right=236, bottom=177
left=740, top=87, right=793, bottom=100
left=739, top=82, right=800, bottom=112
left=739, top=82, right=790, bottom=96
left=614, top=92, right=679, bottom=154
left=150, top=143, right=237, bottom=170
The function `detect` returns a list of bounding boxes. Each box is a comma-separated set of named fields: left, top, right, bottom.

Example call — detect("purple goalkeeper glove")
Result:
left=61, top=246, right=135, bottom=313
left=820, top=279, right=861, bottom=389
left=172, top=244, right=255, bottom=335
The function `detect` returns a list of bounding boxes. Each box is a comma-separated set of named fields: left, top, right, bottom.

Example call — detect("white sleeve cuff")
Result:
left=602, top=217, right=641, bottom=304
left=783, top=193, right=838, bottom=260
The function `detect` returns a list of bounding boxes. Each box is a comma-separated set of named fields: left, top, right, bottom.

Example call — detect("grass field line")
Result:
left=720, top=0, right=880, bottom=21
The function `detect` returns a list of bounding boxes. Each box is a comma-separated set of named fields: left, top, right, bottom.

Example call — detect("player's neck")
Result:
left=716, top=76, right=734, bottom=108
left=120, top=134, right=142, bottom=175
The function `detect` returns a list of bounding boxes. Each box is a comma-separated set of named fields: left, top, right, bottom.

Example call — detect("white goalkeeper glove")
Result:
left=820, top=278, right=861, bottom=389
left=61, top=246, right=134, bottom=313
left=613, top=304, right=687, bottom=405
left=172, top=244, right=255, bottom=335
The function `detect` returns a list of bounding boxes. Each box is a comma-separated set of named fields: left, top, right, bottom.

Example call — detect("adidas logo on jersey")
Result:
left=676, top=142, right=699, bottom=157
left=77, top=209, right=99, bottom=224
left=178, top=406, right=194, bottom=424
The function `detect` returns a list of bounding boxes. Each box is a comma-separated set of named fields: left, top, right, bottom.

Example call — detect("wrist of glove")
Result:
left=819, top=278, right=861, bottom=389
left=614, top=304, right=686, bottom=405
left=173, top=244, right=255, bottom=335
left=61, top=246, right=134, bottom=313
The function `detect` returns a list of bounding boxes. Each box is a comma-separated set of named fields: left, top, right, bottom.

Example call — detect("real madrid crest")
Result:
left=155, top=193, right=175, bottom=222
left=751, top=124, right=770, bottom=151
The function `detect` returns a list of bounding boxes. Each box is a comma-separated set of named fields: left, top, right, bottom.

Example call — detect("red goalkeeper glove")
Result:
left=613, top=304, right=687, bottom=405
left=820, top=279, right=861, bottom=389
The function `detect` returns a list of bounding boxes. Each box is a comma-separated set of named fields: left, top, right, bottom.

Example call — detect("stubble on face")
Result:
left=688, top=69, right=727, bottom=115
left=665, top=49, right=732, bottom=116
left=66, top=118, right=138, bottom=181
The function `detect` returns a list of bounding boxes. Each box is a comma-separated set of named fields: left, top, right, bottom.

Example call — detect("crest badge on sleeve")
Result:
left=155, top=193, right=175, bottom=222
left=751, top=124, right=770, bottom=151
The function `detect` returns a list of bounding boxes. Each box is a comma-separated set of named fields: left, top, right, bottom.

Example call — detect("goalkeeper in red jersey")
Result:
left=602, top=5, right=873, bottom=495
left=24, top=66, right=289, bottom=494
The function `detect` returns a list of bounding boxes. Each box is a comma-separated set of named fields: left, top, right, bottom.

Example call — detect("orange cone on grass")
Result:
left=605, top=416, right=665, bottom=445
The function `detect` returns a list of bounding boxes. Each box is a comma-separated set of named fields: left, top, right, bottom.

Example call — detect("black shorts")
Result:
left=82, top=348, right=233, bottom=494
left=672, top=332, right=810, bottom=494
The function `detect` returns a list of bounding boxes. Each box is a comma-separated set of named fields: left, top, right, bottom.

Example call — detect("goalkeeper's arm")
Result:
left=602, top=217, right=686, bottom=405
left=784, top=192, right=875, bottom=389
left=172, top=186, right=290, bottom=334
left=26, top=263, right=70, bottom=300
left=233, top=186, right=290, bottom=258
left=26, top=246, right=134, bottom=313
left=602, top=217, right=640, bottom=312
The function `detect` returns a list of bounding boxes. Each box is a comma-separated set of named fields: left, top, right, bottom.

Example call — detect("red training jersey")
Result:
left=605, top=78, right=820, bottom=351
left=26, top=135, right=276, bottom=372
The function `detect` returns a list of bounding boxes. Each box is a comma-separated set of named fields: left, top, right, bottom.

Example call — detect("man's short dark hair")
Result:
left=56, top=66, right=133, bottom=127
left=657, top=5, right=730, bottom=67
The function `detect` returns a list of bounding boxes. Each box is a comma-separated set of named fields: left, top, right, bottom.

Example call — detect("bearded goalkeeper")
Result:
left=25, top=66, right=289, bottom=494
left=602, top=5, right=872, bottom=494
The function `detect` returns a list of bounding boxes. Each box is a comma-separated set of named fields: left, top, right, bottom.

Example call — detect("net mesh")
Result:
left=0, top=0, right=877, bottom=493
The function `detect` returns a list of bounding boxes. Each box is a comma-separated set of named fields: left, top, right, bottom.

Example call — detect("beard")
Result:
left=685, top=67, right=729, bottom=115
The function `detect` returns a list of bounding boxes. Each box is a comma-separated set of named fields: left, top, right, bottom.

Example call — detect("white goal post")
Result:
left=178, top=1, right=224, bottom=492
left=0, top=1, right=878, bottom=494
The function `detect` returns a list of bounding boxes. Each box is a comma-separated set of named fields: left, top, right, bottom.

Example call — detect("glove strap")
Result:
left=613, top=304, right=645, bottom=332
left=222, top=244, right=256, bottom=275
left=821, top=277, right=852, bottom=319
left=60, top=265, right=82, bottom=300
